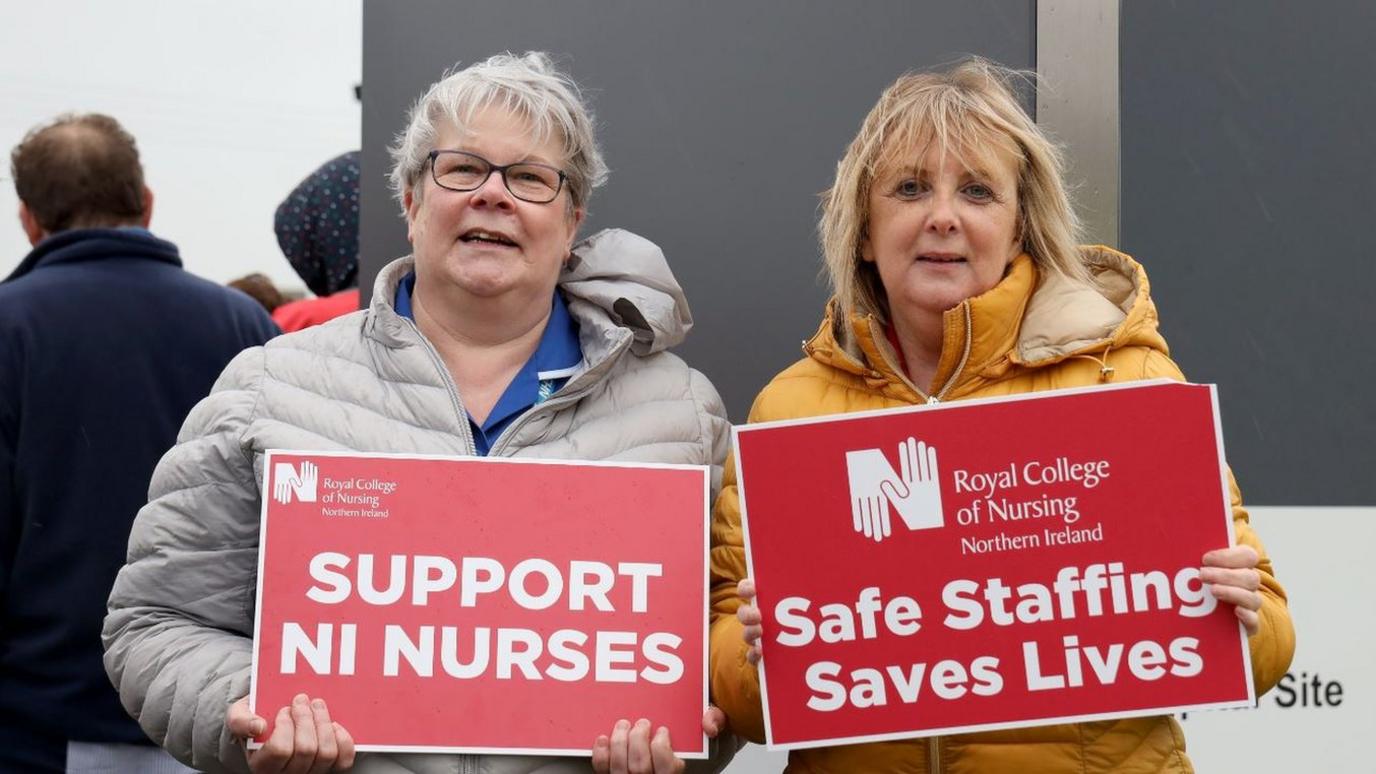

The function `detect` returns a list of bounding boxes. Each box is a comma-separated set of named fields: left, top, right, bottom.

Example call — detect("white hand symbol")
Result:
left=846, top=448, right=896, bottom=542
left=272, top=461, right=319, bottom=503
left=297, top=461, right=319, bottom=502
left=272, top=477, right=290, bottom=504
left=845, top=438, right=944, bottom=541
left=880, top=438, right=943, bottom=530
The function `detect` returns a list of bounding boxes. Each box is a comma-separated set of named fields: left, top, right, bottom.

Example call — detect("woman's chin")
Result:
left=435, top=260, right=526, bottom=297
left=893, top=281, right=978, bottom=318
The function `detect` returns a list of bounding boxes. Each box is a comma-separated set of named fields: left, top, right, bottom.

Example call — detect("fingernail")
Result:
left=637, top=717, right=651, bottom=728
left=615, top=720, right=630, bottom=731
left=293, top=693, right=309, bottom=705
left=312, top=699, right=326, bottom=710
left=250, top=719, right=266, bottom=736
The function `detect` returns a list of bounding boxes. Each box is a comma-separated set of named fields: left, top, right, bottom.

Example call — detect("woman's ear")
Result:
left=403, top=188, right=419, bottom=244
left=565, top=206, right=585, bottom=255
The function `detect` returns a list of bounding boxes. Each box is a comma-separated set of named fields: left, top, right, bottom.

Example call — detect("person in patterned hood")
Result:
left=270, top=150, right=362, bottom=331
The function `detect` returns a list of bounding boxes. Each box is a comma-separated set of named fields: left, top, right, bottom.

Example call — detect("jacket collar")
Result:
left=806, top=246, right=1168, bottom=397
left=364, top=228, right=692, bottom=371
left=4, top=228, right=181, bottom=283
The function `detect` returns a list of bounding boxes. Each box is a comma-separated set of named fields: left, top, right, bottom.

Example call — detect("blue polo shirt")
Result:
left=394, top=272, right=581, bottom=455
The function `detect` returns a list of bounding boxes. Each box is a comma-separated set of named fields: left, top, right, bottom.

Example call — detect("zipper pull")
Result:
left=926, top=396, right=940, bottom=405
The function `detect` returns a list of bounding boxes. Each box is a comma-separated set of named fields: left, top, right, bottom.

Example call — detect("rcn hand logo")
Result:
left=844, top=437, right=943, bottom=542
left=273, top=461, right=319, bottom=505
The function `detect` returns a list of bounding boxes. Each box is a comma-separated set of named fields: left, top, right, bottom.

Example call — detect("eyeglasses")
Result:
left=426, top=150, right=567, bottom=204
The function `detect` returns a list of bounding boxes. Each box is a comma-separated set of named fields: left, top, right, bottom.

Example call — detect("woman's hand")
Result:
left=227, top=694, right=356, bottom=773
left=591, top=708, right=725, bottom=774
left=1201, top=545, right=1262, bottom=636
left=736, top=578, right=763, bottom=665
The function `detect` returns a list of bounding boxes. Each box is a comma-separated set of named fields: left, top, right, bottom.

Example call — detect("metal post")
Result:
left=1037, top=0, right=1120, bottom=247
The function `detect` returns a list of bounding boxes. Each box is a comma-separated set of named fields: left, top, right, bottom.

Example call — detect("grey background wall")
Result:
left=1120, top=1, right=1375, bottom=504
left=361, top=0, right=1372, bottom=506
left=353, top=3, right=1374, bottom=770
left=359, top=0, right=1035, bottom=425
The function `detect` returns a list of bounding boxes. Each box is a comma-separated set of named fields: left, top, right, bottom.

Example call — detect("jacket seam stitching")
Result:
left=234, top=347, right=269, bottom=623
left=1168, top=717, right=1189, bottom=771
left=237, top=346, right=268, bottom=467
left=1078, top=721, right=1088, bottom=774
left=687, top=369, right=713, bottom=467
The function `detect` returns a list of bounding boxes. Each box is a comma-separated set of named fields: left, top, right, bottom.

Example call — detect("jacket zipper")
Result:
left=397, top=317, right=479, bottom=773
left=398, top=317, right=479, bottom=455
left=928, top=302, right=974, bottom=404
left=923, top=303, right=966, bottom=774
left=872, top=301, right=974, bottom=406
left=395, top=317, right=627, bottom=773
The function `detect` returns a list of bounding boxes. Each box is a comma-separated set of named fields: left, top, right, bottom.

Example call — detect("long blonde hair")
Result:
left=819, top=57, right=1088, bottom=324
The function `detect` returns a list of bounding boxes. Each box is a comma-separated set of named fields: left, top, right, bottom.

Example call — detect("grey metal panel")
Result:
left=1036, top=0, right=1120, bottom=247
left=360, top=0, right=1035, bottom=423
left=1121, top=1, right=1376, bottom=504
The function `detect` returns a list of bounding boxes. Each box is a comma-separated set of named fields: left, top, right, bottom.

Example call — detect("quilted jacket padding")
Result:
left=709, top=248, right=1294, bottom=773
left=104, top=229, right=731, bottom=774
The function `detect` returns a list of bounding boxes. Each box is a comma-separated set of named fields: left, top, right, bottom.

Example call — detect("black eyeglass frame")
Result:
left=425, top=149, right=568, bottom=204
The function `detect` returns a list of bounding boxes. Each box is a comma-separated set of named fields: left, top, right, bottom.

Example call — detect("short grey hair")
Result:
left=388, top=51, right=608, bottom=214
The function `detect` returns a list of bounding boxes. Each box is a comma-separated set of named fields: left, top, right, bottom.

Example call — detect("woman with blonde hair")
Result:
left=709, top=58, right=1294, bottom=771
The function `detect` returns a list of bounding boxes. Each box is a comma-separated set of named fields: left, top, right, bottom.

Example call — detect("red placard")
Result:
left=733, top=380, right=1254, bottom=750
left=250, top=452, right=709, bottom=757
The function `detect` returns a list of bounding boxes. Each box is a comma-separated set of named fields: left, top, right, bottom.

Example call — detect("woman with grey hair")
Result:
left=104, top=52, right=731, bottom=774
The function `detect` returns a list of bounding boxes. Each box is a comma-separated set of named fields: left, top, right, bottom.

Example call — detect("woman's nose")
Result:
left=468, top=170, right=516, bottom=209
left=926, top=193, right=959, bottom=234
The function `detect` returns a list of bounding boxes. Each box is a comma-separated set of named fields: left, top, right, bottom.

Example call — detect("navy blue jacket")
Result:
left=0, top=229, right=279, bottom=770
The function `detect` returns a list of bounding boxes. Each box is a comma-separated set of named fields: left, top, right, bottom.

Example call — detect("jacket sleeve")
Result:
left=688, top=368, right=731, bottom=500
left=707, top=379, right=783, bottom=744
left=102, top=347, right=268, bottom=774
left=708, top=444, right=767, bottom=744
left=1140, top=350, right=1295, bottom=695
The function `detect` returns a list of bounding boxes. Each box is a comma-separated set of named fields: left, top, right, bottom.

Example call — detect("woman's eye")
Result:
left=964, top=183, right=994, bottom=200
left=894, top=179, right=924, bottom=198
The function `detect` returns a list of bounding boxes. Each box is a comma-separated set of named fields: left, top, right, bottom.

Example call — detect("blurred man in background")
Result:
left=0, top=113, right=278, bottom=772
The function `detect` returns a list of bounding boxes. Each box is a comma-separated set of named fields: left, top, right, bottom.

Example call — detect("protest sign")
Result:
left=732, top=380, right=1254, bottom=749
left=251, top=451, right=709, bottom=756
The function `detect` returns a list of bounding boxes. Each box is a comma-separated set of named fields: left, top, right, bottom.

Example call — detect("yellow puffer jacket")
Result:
left=709, top=248, right=1295, bottom=773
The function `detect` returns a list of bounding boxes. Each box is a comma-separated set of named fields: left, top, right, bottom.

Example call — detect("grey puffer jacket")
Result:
left=103, top=229, right=732, bottom=774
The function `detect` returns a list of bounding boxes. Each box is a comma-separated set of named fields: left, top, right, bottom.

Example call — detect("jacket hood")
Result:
left=1014, top=245, right=1169, bottom=364
left=808, top=245, right=1170, bottom=383
left=560, top=228, right=694, bottom=355
left=366, top=228, right=693, bottom=359
left=274, top=151, right=360, bottom=296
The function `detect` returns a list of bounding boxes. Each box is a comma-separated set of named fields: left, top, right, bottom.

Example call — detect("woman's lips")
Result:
left=458, top=228, right=519, bottom=247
